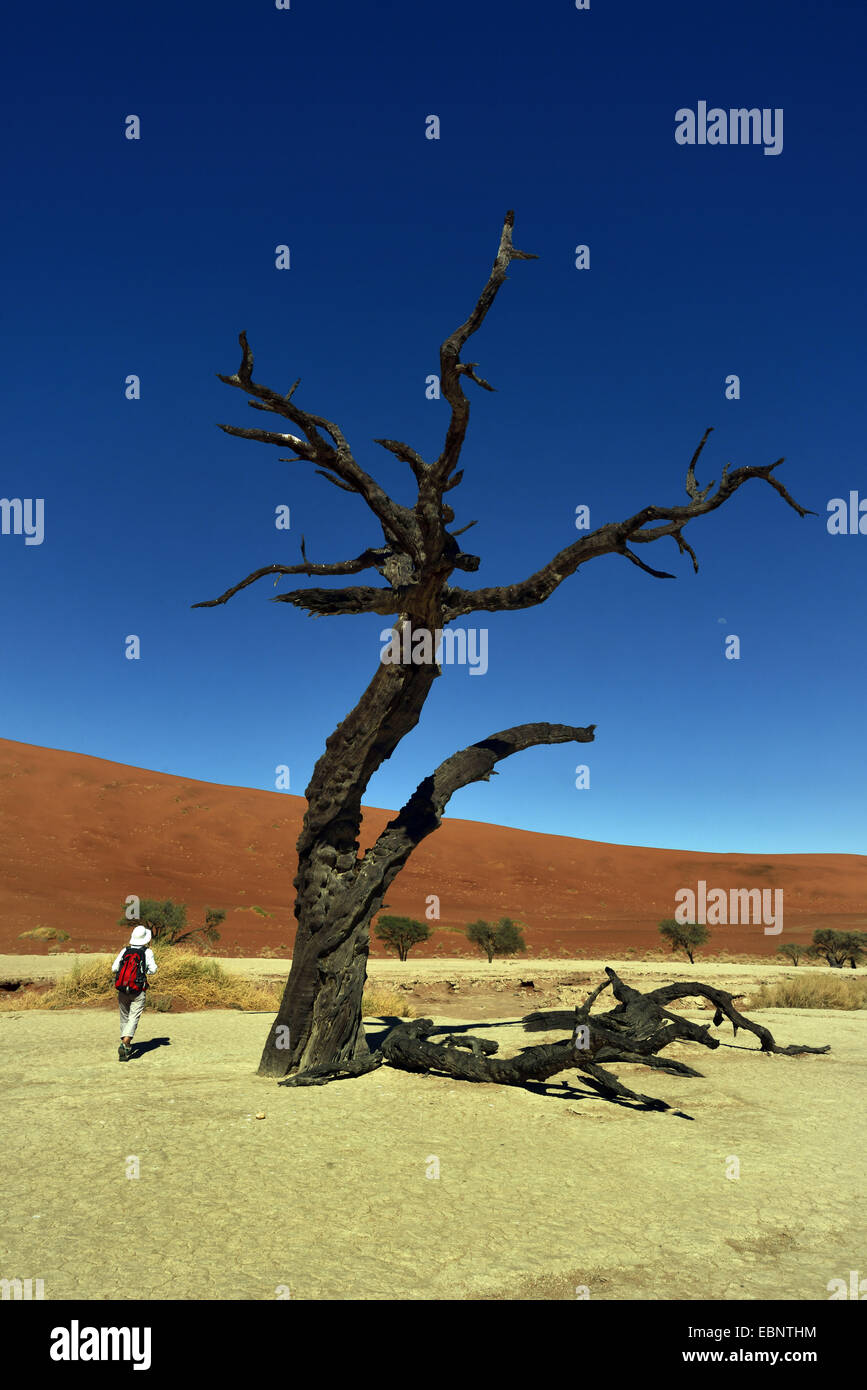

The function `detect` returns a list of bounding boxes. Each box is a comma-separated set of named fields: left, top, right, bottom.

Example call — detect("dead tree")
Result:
left=195, top=211, right=813, bottom=1084
left=377, top=967, right=829, bottom=1109
left=274, top=967, right=829, bottom=1109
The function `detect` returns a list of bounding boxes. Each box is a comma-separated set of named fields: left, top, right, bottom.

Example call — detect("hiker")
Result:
left=111, top=926, right=157, bottom=1061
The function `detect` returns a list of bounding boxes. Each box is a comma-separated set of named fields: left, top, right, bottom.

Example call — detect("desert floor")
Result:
left=1, top=953, right=840, bottom=983
left=0, top=956, right=863, bottom=1301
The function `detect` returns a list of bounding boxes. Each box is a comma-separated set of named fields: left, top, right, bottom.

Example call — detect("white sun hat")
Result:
left=129, top=926, right=152, bottom=947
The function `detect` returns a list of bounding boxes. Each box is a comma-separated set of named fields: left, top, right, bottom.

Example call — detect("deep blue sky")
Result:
left=2, top=0, right=864, bottom=853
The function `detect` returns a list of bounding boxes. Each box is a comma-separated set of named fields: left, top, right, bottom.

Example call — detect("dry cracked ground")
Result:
left=0, top=966, right=864, bottom=1301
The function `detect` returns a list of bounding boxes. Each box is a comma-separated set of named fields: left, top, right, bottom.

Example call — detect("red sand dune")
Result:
left=0, top=739, right=864, bottom=958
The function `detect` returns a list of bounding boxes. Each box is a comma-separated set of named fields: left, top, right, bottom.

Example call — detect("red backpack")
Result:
left=115, top=946, right=148, bottom=994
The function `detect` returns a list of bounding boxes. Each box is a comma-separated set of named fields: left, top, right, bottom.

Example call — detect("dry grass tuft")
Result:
left=361, top=985, right=415, bottom=1019
left=748, top=974, right=867, bottom=1011
left=0, top=951, right=279, bottom=1012
left=0, top=949, right=414, bottom=1019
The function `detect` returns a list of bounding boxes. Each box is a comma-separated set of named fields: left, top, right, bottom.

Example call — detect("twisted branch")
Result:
left=443, top=439, right=815, bottom=619
left=376, top=967, right=829, bottom=1111
left=216, top=331, right=419, bottom=554
left=434, top=209, right=538, bottom=486
left=191, top=547, right=397, bottom=609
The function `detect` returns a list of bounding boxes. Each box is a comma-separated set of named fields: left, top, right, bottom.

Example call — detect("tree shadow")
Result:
left=524, top=1074, right=695, bottom=1119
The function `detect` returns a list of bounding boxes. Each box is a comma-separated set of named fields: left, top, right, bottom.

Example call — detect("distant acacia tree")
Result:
left=197, top=210, right=811, bottom=1086
left=466, top=920, right=497, bottom=961
left=374, top=914, right=432, bottom=961
left=776, top=942, right=805, bottom=965
left=467, top=917, right=527, bottom=963
left=840, top=932, right=867, bottom=969
left=807, top=928, right=867, bottom=970
left=658, top=918, right=709, bottom=966
left=119, top=898, right=225, bottom=948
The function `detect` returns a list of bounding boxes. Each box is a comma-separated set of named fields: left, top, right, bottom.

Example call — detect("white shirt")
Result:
left=111, top=946, right=157, bottom=977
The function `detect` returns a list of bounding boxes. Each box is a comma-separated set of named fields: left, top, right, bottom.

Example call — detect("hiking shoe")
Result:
left=118, top=1043, right=131, bottom=1062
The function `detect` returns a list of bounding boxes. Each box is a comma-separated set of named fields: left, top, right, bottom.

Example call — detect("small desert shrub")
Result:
left=776, top=942, right=806, bottom=965
left=362, top=986, right=414, bottom=1019
left=146, top=952, right=273, bottom=1007
left=19, top=927, right=70, bottom=942
left=748, top=975, right=867, bottom=1011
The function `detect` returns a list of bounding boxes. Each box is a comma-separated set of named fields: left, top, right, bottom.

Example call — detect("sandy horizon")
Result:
left=2, top=738, right=865, bottom=963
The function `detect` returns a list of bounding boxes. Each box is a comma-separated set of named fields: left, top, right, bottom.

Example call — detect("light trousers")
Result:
left=118, top=988, right=147, bottom=1039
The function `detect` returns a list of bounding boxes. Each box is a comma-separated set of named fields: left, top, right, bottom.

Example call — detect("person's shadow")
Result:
left=128, top=1037, right=171, bottom=1060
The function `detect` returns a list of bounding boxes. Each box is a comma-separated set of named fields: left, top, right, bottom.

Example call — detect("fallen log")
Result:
left=378, top=967, right=830, bottom=1111
left=524, top=967, right=831, bottom=1057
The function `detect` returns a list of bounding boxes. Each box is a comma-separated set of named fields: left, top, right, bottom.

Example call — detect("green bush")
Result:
left=117, top=898, right=225, bottom=949
left=776, top=942, right=805, bottom=965
left=806, top=929, right=867, bottom=970
left=374, top=915, right=432, bottom=961
left=658, top=918, right=710, bottom=965
left=466, top=917, right=527, bottom=963
left=19, top=926, right=70, bottom=942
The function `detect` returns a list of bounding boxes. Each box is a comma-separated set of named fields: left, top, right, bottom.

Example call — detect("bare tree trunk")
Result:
left=255, top=658, right=439, bottom=1079
left=258, top=895, right=374, bottom=1080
